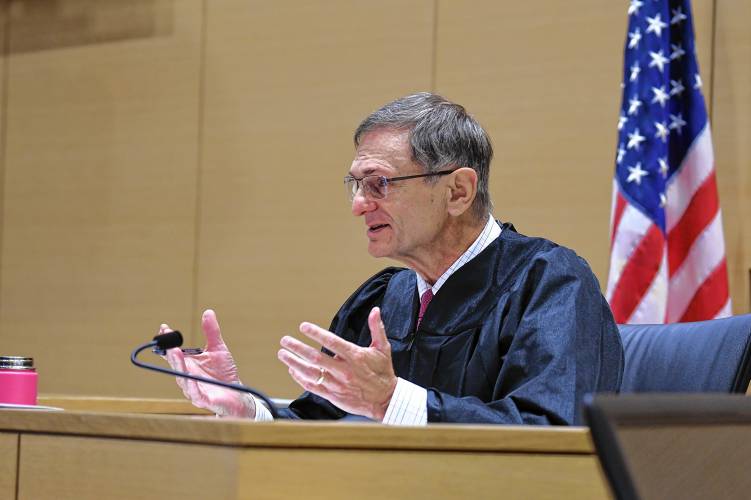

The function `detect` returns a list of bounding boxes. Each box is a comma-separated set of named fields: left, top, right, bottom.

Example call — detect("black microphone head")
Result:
left=153, top=330, right=183, bottom=350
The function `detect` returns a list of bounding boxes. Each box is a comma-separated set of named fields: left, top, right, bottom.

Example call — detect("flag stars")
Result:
left=630, top=62, right=641, bottom=82
left=649, top=50, right=669, bottom=72
left=658, top=157, right=669, bottom=177
left=618, top=113, right=628, bottom=130
left=671, top=7, right=687, bottom=25
left=627, top=128, right=646, bottom=150
left=694, top=73, right=703, bottom=89
left=646, top=14, right=668, bottom=37
left=654, top=121, right=670, bottom=142
left=669, top=113, right=687, bottom=133
left=627, top=162, right=649, bottom=185
left=617, top=144, right=626, bottom=164
left=670, top=44, right=685, bottom=60
left=651, top=86, right=670, bottom=107
left=628, top=0, right=644, bottom=16
left=659, top=192, right=667, bottom=207
left=670, top=79, right=685, bottom=97
left=628, top=95, right=643, bottom=115
left=628, top=28, right=642, bottom=49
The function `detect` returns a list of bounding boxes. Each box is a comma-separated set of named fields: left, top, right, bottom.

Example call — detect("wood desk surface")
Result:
left=30, top=394, right=596, bottom=452
left=0, top=408, right=595, bottom=453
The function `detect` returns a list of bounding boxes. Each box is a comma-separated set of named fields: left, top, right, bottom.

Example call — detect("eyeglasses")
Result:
left=344, top=169, right=457, bottom=202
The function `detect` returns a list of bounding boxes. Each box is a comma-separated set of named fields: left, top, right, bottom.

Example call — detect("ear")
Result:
left=446, top=167, right=478, bottom=217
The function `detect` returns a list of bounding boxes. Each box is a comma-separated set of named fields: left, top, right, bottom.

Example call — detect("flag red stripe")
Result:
left=667, top=171, right=719, bottom=277
left=678, top=258, right=730, bottom=322
left=610, top=192, right=627, bottom=249
left=609, top=223, right=665, bottom=323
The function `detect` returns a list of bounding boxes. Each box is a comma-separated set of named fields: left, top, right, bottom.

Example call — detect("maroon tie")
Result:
left=417, top=289, right=434, bottom=328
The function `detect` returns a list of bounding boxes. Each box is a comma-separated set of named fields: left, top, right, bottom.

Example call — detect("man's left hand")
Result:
left=277, top=306, right=397, bottom=420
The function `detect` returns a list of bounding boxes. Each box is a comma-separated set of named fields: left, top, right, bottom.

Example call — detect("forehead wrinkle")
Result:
left=351, top=130, right=416, bottom=178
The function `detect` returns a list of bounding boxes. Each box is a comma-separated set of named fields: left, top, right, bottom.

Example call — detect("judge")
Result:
left=160, top=93, right=623, bottom=425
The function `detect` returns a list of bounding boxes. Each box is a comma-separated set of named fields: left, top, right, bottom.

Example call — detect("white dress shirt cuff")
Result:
left=253, top=396, right=275, bottom=422
left=382, top=377, right=428, bottom=426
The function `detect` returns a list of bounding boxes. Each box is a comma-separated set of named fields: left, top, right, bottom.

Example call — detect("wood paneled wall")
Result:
left=196, top=0, right=434, bottom=392
left=1, top=0, right=202, bottom=397
left=0, top=0, right=746, bottom=399
left=713, top=0, right=751, bottom=322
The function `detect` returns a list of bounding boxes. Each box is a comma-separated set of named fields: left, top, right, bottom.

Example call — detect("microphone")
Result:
left=130, top=331, right=279, bottom=419
left=155, top=330, right=184, bottom=350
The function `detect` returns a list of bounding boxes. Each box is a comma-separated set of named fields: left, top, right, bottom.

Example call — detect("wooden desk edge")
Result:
left=0, top=408, right=595, bottom=455
left=38, top=395, right=211, bottom=415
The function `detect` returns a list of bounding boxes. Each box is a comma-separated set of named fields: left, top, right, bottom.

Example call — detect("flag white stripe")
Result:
left=715, top=298, right=732, bottom=319
left=665, top=125, right=714, bottom=232
left=606, top=202, right=653, bottom=301
left=609, top=179, right=619, bottom=235
left=666, top=210, right=726, bottom=322
left=627, top=249, right=668, bottom=324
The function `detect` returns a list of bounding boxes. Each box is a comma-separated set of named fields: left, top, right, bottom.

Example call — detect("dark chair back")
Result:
left=618, top=314, right=751, bottom=393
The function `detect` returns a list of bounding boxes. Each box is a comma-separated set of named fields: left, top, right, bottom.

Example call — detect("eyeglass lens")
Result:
left=345, top=176, right=388, bottom=201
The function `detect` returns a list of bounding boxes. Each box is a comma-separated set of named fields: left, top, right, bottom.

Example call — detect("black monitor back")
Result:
left=584, top=394, right=751, bottom=500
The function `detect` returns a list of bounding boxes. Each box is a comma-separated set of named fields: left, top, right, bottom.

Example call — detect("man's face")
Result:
left=349, top=129, right=449, bottom=265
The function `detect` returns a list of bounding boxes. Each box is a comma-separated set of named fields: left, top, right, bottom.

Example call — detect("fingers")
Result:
left=287, top=365, right=326, bottom=396
left=367, top=307, right=389, bottom=352
left=298, top=322, right=357, bottom=358
left=160, top=325, right=188, bottom=393
left=164, top=343, right=186, bottom=372
left=201, top=309, right=225, bottom=351
left=156, top=324, right=174, bottom=360
left=165, top=342, right=209, bottom=401
left=278, top=336, right=345, bottom=375
left=164, top=347, right=192, bottom=395
left=278, top=349, right=341, bottom=388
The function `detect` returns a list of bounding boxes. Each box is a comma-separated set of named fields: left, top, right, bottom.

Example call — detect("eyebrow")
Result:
left=348, top=166, right=379, bottom=177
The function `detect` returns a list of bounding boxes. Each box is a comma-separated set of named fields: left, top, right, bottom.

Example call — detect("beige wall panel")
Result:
left=713, top=0, right=751, bottom=313
left=434, top=0, right=714, bottom=287
left=198, top=0, right=434, bottom=397
left=0, top=1, right=5, bottom=257
left=0, top=0, right=203, bottom=396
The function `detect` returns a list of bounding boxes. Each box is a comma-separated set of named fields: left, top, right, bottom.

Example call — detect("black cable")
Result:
left=130, top=339, right=279, bottom=419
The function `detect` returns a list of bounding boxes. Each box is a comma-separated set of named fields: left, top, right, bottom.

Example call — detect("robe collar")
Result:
left=381, top=221, right=518, bottom=339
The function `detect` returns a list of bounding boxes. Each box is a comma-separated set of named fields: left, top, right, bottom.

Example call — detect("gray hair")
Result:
left=354, top=92, right=493, bottom=221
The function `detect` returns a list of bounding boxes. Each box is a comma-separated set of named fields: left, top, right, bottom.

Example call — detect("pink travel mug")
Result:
left=0, top=356, right=38, bottom=405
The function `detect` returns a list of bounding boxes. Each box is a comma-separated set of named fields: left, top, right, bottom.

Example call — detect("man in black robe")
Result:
left=161, top=93, right=623, bottom=425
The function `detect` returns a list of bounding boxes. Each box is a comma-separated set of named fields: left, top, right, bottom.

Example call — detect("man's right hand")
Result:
left=159, top=309, right=256, bottom=418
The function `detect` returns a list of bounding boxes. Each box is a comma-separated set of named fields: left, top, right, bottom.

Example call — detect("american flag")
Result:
left=606, top=0, right=731, bottom=324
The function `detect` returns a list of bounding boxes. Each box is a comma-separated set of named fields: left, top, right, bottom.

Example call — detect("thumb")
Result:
left=368, top=307, right=389, bottom=352
left=202, top=309, right=226, bottom=351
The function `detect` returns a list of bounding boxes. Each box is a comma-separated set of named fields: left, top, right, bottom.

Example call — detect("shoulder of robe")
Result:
left=329, top=267, right=409, bottom=331
left=497, top=226, right=600, bottom=291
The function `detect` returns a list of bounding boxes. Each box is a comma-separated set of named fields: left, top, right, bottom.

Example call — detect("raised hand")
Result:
left=277, top=307, right=397, bottom=420
left=159, top=309, right=256, bottom=418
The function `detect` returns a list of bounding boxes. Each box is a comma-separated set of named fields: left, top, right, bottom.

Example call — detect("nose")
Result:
left=351, top=189, right=376, bottom=216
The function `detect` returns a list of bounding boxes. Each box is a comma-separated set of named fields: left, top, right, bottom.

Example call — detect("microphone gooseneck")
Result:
left=130, top=331, right=278, bottom=419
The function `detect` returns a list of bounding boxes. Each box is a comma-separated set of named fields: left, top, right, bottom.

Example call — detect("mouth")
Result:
left=367, top=223, right=390, bottom=235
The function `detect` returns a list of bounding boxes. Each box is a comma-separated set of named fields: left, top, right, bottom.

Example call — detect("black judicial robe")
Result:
left=279, top=222, right=624, bottom=425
